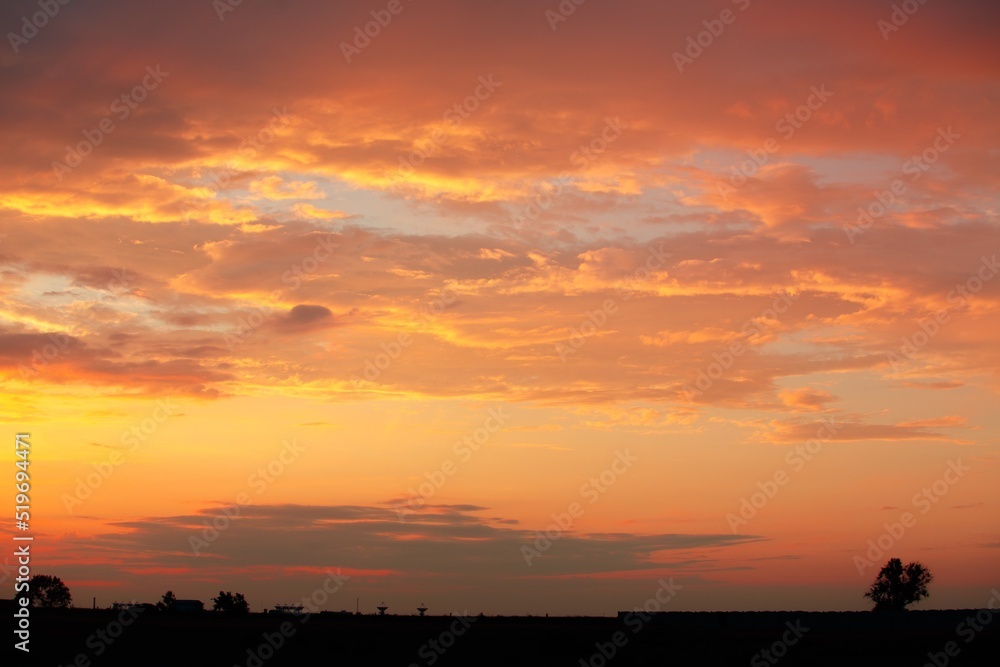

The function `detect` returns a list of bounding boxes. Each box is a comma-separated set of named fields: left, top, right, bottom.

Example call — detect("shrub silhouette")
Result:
left=212, top=590, right=250, bottom=614
left=864, top=558, right=932, bottom=611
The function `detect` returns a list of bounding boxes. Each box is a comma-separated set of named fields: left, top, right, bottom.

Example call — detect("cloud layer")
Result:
left=2, top=0, right=998, bottom=613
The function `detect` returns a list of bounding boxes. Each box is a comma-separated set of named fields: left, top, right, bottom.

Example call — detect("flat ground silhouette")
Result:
left=7, top=606, right=999, bottom=666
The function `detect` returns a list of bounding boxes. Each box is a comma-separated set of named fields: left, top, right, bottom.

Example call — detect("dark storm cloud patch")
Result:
left=0, top=330, right=230, bottom=397
left=275, top=304, right=334, bottom=331
left=0, top=331, right=87, bottom=360
left=58, top=503, right=762, bottom=582
left=67, top=264, right=139, bottom=293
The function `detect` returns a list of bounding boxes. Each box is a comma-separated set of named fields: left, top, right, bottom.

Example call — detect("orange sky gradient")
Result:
left=1, top=0, right=998, bottom=615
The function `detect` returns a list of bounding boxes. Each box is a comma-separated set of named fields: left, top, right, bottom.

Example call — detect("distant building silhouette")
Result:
left=271, top=605, right=305, bottom=616
left=174, top=599, right=204, bottom=613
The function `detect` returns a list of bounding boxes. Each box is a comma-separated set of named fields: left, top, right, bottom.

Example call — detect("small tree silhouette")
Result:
left=158, top=591, right=177, bottom=611
left=212, top=591, right=250, bottom=614
left=28, top=574, right=72, bottom=608
left=864, top=558, right=932, bottom=611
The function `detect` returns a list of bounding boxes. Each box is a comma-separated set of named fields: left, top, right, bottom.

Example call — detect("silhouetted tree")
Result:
left=157, top=590, right=177, bottom=611
left=28, top=574, right=72, bottom=608
left=212, top=590, right=250, bottom=614
left=864, top=558, right=932, bottom=611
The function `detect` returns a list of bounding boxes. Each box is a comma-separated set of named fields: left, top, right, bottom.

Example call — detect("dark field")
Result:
left=8, top=607, right=999, bottom=666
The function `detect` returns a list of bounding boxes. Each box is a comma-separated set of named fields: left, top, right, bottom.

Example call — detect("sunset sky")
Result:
left=2, top=0, right=998, bottom=615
